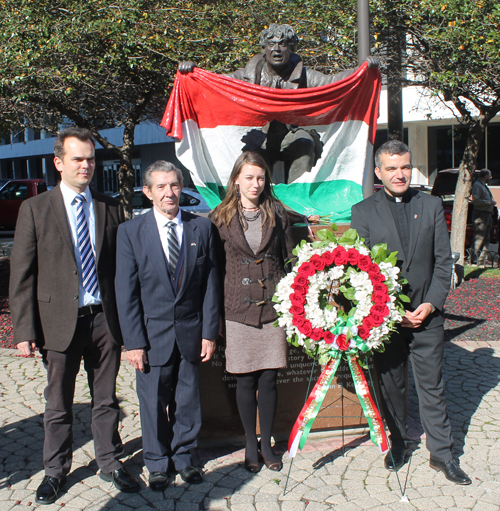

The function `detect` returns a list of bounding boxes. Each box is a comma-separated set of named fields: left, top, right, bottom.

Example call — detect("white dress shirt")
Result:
left=153, top=206, right=183, bottom=263
left=60, top=181, right=101, bottom=306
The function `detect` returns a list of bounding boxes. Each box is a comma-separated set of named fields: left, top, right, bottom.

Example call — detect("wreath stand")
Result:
left=282, top=296, right=410, bottom=501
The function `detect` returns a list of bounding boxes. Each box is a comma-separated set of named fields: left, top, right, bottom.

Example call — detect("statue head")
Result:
left=259, top=24, right=299, bottom=71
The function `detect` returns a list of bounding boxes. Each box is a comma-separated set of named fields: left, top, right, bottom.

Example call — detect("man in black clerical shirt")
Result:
left=351, top=140, right=471, bottom=485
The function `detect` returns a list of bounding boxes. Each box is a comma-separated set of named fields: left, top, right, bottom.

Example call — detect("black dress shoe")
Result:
left=384, top=446, right=407, bottom=472
left=100, top=466, right=140, bottom=492
left=178, top=465, right=203, bottom=484
left=149, top=471, right=169, bottom=491
left=430, top=458, right=472, bottom=485
left=35, top=475, right=66, bottom=505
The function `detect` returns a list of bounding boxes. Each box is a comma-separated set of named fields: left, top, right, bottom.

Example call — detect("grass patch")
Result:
left=464, top=266, right=500, bottom=280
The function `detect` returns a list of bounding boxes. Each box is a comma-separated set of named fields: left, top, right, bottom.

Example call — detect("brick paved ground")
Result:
left=1, top=338, right=499, bottom=510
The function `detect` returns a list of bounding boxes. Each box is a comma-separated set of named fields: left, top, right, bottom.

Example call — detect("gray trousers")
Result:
left=472, top=210, right=492, bottom=263
left=42, top=312, right=123, bottom=477
left=374, top=325, right=454, bottom=462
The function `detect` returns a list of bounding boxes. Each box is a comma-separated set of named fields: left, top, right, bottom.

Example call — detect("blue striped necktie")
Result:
left=74, top=194, right=99, bottom=297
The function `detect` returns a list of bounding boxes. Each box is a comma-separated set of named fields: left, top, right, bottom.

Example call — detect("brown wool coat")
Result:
left=212, top=206, right=295, bottom=327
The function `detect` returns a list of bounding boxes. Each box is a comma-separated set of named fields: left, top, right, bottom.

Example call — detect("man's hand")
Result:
left=401, top=303, right=434, bottom=329
left=126, top=349, right=148, bottom=372
left=178, top=61, right=196, bottom=74
left=365, top=56, right=380, bottom=68
left=200, top=339, right=216, bottom=362
left=17, top=341, right=36, bottom=357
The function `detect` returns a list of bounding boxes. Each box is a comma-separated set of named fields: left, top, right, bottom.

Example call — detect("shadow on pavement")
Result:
left=408, top=343, right=500, bottom=458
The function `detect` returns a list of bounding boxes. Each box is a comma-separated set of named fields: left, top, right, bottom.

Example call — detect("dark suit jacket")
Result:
left=115, top=209, right=220, bottom=366
left=351, top=188, right=452, bottom=329
left=9, top=185, right=124, bottom=351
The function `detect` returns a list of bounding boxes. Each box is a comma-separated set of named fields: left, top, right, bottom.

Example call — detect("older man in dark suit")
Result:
left=10, top=127, right=139, bottom=505
left=351, top=140, right=471, bottom=485
left=115, top=161, right=219, bottom=491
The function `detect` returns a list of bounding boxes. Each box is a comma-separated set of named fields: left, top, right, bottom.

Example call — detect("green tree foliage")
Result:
left=0, top=0, right=359, bottom=216
left=371, top=0, right=500, bottom=261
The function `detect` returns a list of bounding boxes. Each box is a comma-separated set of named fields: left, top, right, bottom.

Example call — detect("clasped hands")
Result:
left=126, top=338, right=216, bottom=372
left=401, top=303, right=434, bottom=329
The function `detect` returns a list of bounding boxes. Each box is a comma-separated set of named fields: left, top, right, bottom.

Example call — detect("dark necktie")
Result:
left=74, top=194, right=98, bottom=297
left=166, top=221, right=180, bottom=272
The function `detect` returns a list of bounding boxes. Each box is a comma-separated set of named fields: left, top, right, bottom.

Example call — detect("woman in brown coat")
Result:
left=210, top=152, right=294, bottom=472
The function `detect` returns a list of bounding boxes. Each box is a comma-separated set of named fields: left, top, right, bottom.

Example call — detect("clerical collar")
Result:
left=383, top=189, right=411, bottom=203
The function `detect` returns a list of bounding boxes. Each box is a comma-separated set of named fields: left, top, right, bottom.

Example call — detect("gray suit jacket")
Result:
left=351, top=188, right=452, bottom=329
left=115, top=209, right=220, bottom=365
left=9, top=185, right=124, bottom=350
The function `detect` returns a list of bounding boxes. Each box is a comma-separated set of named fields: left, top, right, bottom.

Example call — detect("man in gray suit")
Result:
left=10, top=127, right=139, bottom=505
left=115, top=161, right=219, bottom=491
left=351, top=140, right=471, bottom=485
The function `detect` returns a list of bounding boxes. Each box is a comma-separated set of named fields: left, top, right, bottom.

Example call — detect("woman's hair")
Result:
left=210, top=152, right=281, bottom=229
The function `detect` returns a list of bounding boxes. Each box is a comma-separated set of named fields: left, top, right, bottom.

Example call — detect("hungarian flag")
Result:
left=161, top=63, right=381, bottom=221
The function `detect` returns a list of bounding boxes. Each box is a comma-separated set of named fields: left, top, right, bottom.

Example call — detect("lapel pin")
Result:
left=414, top=214, right=418, bottom=219
left=191, top=242, right=197, bottom=247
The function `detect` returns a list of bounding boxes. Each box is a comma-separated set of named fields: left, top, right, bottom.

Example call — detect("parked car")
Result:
left=431, top=168, right=498, bottom=247
left=0, top=179, right=47, bottom=233
left=112, top=186, right=211, bottom=216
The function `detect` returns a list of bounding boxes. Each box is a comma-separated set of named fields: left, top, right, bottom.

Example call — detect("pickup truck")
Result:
left=0, top=179, right=47, bottom=233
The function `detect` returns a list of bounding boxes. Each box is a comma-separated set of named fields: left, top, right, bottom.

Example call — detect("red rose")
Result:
left=358, top=255, right=372, bottom=271
left=373, top=283, right=388, bottom=295
left=290, top=293, right=306, bottom=306
left=322, top=251, right=335, bottom=265
left=298, top=262, right=316, bottom=277
left=369, top=263, right=381, bottom=275
left=336, top=334, right=349, bottom=351
left=324, top=331, right=334, bottom=344
left=363, top=316, right=375, bottom=329
left=370, top=312, right=384, bottom=326
left=299, top=321, right=313, bottom=337
left=292, top=315, right=306, bottom=328
left=372, top=304, right=389, bottom=317
left=332, top=246, right=347, bottom=265
left=310, top=328, right=324, bottom=341
left=295, top=275, right=309, bottom=287
left=291, top=283, right=307, bottom=295
left=357, top=325, right=370, bottom=340
left=371, top=272, right=386, bottom=283
left=290, top=305, right=305, bottom=316
left=346, top=248, right=360, bottom=266
left=372, top=292, right=389, bottom=305
left=310, top=254, right=326, bottom=271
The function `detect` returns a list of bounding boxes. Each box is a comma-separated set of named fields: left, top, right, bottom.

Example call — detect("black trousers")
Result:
left=136, top=344, right=201, bottom=473
left=42, top=312, right=123, bottom=477
left=374, top=325, right=454, bottom=462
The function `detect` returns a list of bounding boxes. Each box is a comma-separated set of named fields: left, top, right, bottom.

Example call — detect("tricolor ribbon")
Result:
left=288, top=354, right=389, bottom=458
left=346, top=355, right=389, bottom=453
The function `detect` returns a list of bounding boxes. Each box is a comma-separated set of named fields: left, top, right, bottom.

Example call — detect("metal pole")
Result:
left=358, top=0, right=375, bottom=199
left=357, top=0, right=370, bottom=65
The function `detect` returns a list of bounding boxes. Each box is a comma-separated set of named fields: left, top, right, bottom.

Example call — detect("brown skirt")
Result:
left=224, top=319, right=288, bottom=374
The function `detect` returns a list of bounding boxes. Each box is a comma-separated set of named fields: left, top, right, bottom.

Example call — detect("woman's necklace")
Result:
left=242, top=206, right=261, bottom=222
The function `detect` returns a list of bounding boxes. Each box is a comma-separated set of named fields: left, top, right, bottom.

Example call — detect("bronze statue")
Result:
left=179, top=24, right=378, bottom=184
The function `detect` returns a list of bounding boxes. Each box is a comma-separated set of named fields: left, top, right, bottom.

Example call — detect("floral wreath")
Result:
left=273, top=226, right=409, bottom=364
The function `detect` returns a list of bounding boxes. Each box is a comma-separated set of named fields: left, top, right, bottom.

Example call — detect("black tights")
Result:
left=235, top=369, right=278, bottom=464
